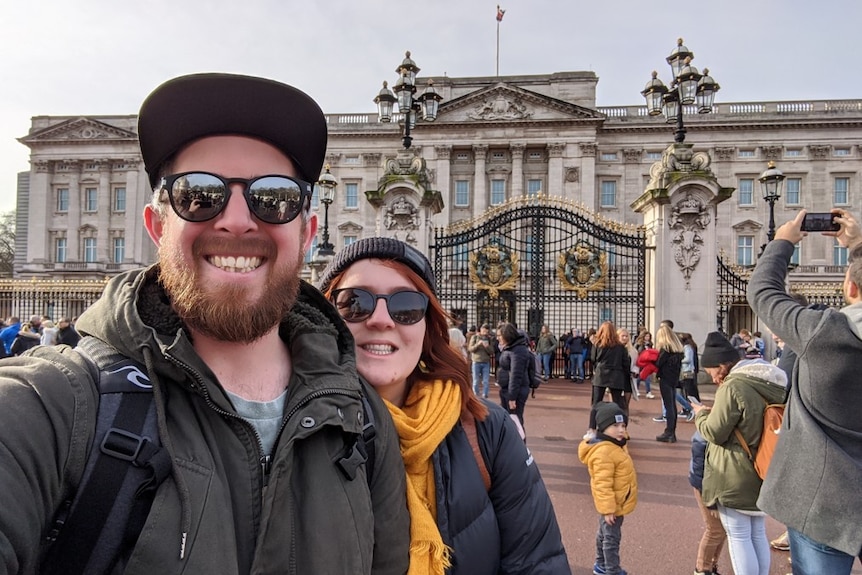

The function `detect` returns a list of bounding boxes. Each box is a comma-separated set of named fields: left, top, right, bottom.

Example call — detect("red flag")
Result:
left=496, top=5, right=505, bottom=21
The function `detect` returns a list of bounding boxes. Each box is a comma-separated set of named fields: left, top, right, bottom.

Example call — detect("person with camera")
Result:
left=747, top=209, right=862, bottom=574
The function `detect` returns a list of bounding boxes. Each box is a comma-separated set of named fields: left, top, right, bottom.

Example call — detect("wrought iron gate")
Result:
left=716, top=254, right=754, bottom=336
left=432, top=196, right=646, bottom=339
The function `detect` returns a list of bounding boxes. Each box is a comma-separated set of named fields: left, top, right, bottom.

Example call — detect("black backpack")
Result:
left=40, top=336, right=377, bottom=575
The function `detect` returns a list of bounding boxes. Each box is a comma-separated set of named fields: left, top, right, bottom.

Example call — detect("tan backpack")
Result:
left=733, top=398, right=785, bottom=480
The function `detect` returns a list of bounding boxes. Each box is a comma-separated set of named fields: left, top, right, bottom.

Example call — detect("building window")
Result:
left=785, top=149, right=802, bottom=157
left=600, top=181, right=616, bottom=207
left=454, top=180, right=470, bottom=207
left=527, top=179, right=542, bottom=197
left=790, top=244, right=801, bottom=266
left=490, top=179, right=506, bottom=205
left=113, top=237, right=125, bottom=263
left=83, top=238, right=97, bottom=263
left=55, top=238, right=67, bottom=263
left=738, top=150, right=756, bottom=158
left=738, top=178, right=754, bottom=205
left=113, top=187, right=126, bottom=212
left=345, top=183, right=358, bottom=208
left=645, top=151, right=662, bottom=160
left=491, top=151, right=506, bottom=160
left=834, top=177, right=850, bottom=205
left=600, top=308, right=614, bottom=323
left=84, top=188, right=98, bottom=212
left=600, top=152, right=618, bottom=161
left=344, top=156, right=360, bottom=164
left=528, top=151, right=543, bottom=160
left=57, top=188, right=69, bottom=212
left=455, top=152, right=469, bottom=161
left=785, top=178, right=801, bottom=206
left=834, top=148, right=851, bottom=156
left=454, top=243, right=469, bottom=264
left=343, top=235, right=357, bottom=247
left=834, top=240, right=848, bottom=266
left=310, top=184, right=320, bottom=209
left=737, top=235, right=754, bottom=266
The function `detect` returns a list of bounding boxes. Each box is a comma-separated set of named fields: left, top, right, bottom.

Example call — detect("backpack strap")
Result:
left=732, top=394, right=771, bottom=462
left=460, top=413, right=491, bottom=491
left=40, top=337, right=172, bottom=575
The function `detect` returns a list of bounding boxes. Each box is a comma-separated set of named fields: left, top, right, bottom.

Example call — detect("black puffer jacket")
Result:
left=497, top=334, right=533, bottom=399
left=434, top=401, right=571, bottom=574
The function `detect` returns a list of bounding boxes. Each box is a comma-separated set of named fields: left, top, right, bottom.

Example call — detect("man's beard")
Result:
left=158, top=234, right=304, bottom=343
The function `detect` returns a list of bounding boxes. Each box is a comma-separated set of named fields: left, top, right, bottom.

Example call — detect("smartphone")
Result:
left=801, top=212, right=839, bottom=232
left=687, top=396, right=702, bottom=406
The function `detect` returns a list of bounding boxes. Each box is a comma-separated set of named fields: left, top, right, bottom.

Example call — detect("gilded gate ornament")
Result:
left=469, top=238, right=519, bottom=298
left=557, top=241, right=608, bottom=299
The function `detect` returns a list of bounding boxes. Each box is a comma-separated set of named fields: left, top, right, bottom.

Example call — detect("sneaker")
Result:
left=592, top=564, right=606, bottom=575
left=770, top=530, right=790, bottom=551
left=652, top=415, right=666, bottom=422
left=678, top=409, right=690, bottom=416
left=645, top=392, right=655, bottom=399
left=686, top=411, right=696, bottom=422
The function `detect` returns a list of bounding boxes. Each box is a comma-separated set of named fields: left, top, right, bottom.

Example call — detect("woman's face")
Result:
left=618, top=331, right=630, bottom=344
left=335, top=259, right=426, bottom=406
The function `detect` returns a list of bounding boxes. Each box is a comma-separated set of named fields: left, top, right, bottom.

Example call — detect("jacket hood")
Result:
left=840, top=301, right=862, bottom=340
left=730, top=358, right=787, bottom=389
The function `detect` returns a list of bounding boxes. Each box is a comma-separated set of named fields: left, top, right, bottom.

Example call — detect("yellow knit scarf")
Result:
left=384, top=379, right=462, bottom=575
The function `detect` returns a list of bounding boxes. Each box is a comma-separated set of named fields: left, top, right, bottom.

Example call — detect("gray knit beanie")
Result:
left=317, top=237, right=437, bottom=296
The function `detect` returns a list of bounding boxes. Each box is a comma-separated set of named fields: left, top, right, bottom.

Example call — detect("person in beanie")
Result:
left=691, top=332, right=788, bottom=575
left=319, top=237, right=570, bottom=575
left=579, top=401, right=638, bottom=575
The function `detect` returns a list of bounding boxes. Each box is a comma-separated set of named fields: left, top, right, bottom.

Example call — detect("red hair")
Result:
left=594, top=321, right=621, bottom=348
left=321, top=261, right=487, bottom=421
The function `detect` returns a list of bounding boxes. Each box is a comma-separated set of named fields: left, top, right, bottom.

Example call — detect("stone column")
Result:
left=579, top=143, right=597, bottom=211
left=98, top=160, right=111, bottom=263
left=28, top=161, right=52, bottom=265
left=547, top=143, right=565, bottom=197
left=124, top=164, right=142, bottom=264
left=510, top=143, right=524, bottom=196
left=473, top=144, right=488, bottom=214
left=435, top=145, right=452, bottom=217
left=66, top=162, right=81, bottom=262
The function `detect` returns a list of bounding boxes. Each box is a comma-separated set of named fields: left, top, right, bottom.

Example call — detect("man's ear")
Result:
left=303, top=212, right=319, bottom=253
left=849, top=280, right=860, bottom=301
left=143, top=205, right=164, bottom=246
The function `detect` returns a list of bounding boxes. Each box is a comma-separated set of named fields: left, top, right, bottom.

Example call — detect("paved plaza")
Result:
left=521, top=378, right=861, bottom=575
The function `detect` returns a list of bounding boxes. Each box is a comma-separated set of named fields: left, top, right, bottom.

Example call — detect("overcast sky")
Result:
left=2, top=0, right=860, bottom=213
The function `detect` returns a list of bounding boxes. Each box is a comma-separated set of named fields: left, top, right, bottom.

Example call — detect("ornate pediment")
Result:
left=439, top=84, right=605, bottom=124
left=20, top=117, right=138, bottom=145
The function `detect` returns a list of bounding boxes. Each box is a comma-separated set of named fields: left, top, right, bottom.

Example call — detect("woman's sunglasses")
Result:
left=330, top=288, right=429, bottom=325
left=160, top=171, right=312, bottom=224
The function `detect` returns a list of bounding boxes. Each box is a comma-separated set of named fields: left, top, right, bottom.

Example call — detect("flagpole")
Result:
left=496, top=20, right=500, bottom=76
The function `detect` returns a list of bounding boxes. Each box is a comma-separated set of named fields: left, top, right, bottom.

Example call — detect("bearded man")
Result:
left=0, top=73, right=409, bottom=575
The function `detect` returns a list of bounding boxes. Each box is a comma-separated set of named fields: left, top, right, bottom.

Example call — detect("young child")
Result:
left=578, top=402, right=638, bottom=575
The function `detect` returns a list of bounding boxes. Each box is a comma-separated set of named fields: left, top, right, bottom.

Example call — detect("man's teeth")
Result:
left=209, top=255, right=262, bottom=273
left=363, top=344, right=395, bottom=355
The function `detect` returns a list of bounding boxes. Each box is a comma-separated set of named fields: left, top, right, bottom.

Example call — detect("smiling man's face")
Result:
left=144, top=135, right=316, bottom=342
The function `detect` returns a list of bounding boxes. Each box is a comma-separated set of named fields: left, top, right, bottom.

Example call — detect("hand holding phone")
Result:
left=801, top=212, right=840, bottom=232
left=687, top=396, right=702, bottom=406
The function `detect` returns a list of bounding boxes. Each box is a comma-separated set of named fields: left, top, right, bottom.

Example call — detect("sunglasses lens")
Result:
left=248, top=177, right=305, bottom=224
left=332, top=288, right=375, bottom=322
left=170, top=173, right=226, bottom=221
left=388, top=291, right=428, bottom=325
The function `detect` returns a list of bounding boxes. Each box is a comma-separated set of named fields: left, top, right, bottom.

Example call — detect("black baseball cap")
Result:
left=137, top=73, right=328, bottom=187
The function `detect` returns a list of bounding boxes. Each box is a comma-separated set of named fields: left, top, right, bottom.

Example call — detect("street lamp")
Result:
left=759, top=160, right=786, bottom=247
left=316, top=165, right=337, bottom=257
left=374, top=51, right=443, bottom=149
left=641, top=38, right=720, bottom=143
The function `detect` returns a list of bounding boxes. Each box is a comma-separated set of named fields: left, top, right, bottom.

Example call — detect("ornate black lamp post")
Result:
left=316, top=165, right=337, bottom=257
left=641, top=38, right=720, bottom=143
left=759, top=160, right=786, bottom=252
left=374, top=51, right=443, bottom=149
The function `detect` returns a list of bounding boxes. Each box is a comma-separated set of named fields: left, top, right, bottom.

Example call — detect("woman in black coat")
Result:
left=655, top=324, right=684, bottom=443
left=496, top=323, right=534, bottom=429
left=587, top=321, right=631, bottom=434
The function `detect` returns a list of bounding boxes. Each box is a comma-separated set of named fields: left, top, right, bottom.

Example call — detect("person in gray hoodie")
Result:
left=747, top=208, right=862, bottom=574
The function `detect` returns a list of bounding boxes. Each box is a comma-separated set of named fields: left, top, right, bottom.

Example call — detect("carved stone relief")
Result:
left=565, top=167, right=580, bottom=183
left=714, top=147, right=736, bottom=161
left=384, top=195, right=420, bottom=236
left=668, top=193, right=711, bottom=289
left=809, top=145, right=831, bottom=159
left=762, top=146, right=783, bottom=160
left=547, top=143, right=565, bottom=158
left=579, top=143, right=597, bottom=157
left=623, top=148, right=643, bottom=163
left=466, top=94, right=533, bottom=121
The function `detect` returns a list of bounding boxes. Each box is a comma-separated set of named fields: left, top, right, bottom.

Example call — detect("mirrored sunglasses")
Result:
left=160, top=171, right=312, bottom=224
left=330, top=288, right=429, bottom=326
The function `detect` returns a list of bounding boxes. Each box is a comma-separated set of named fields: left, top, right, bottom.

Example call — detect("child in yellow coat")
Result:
left=578, top=402, right=638, bottom=575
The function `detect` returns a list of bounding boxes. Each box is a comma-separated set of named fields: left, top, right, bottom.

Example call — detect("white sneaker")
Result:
left=645, top=392, right=655, bottom=399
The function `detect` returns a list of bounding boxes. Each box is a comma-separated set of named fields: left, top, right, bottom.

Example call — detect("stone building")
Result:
left=14, top=70, right=861, bottom=342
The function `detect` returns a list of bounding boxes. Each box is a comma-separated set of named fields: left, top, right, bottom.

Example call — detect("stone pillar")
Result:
left=473, top=144, right=488, bottom=214
left=547, top=143, right=564, bottom=197
left=66, top=162, right=81, bottom=262
left=124, top=165, right=142, bottom=264
left=98, top=160, right=111, bottom=263
left=435, top=145, right=452, bottom=217
left=510, top=143, right=524, bottom=196
left=632, top=143, right=735, bottom=346
left=28, top=161, right=52, bottom=265
left=579, top=143, right=597, bottom=211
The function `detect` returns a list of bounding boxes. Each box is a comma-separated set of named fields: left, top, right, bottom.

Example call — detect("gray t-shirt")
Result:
left=226, top=389, right=288, bottom=456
